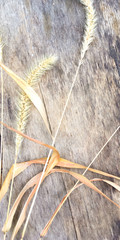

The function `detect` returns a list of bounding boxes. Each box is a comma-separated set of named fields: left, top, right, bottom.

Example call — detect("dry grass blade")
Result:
left=55, top=169, right=120, bottom=208
left=3, top=150, right=60, bottom=237
left=0, top=162, right=32, bottom=202
left=0, top=158, right=47, bottom=202
left=18, top=157, right=120, bottom=180
left=40, top=125, right=120, bottom=237
left=45, top=151, right=60, bottom=176
left=5, top=170, right=54, bottom=239
left=1, top=154, right=120, bottom=203
left=0, top=122, right=59, bottom=206
left=0, top=122, right=59, bottom=236
left=11, top=185, right=38, bottom=240
left=0, top=121, right=58, bottom=153
left=2, top=153, right=60, bottom=239
left=0, top=122, right=119, bottom=207
left=11, top=171, right=54, bottom=240
left=1, top=164, right=120, bottom=239
left=10, top=156, right=120, bottom=181
left=58, top=158, right=120, bottom=180
left=2, top=173, right=40, bottom=233
left=0, top=63, right=52, bottom=135
left=40, top=170, right=120, bottom=238
left=101, top=179, right=120, bottom=191
left=3, top=169, right=52, bottom=238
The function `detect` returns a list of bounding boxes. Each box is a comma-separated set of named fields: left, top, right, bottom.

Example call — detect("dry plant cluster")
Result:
left=0, top=0, right=120, bottom=240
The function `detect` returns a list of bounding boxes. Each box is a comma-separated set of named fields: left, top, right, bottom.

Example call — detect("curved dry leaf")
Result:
left=0, top=162, right=30, bottom=202
left=58, top=158, right=120, bottom=180
left=0, top=122, right=57, bottom=152
left=98, top=179, right=120, bottom=192
left=15, top=157, right=120, bottom=181
left=1, top=154, right=120, bottom=203
left=57, top=169, right=120, bottom=208
left=0, top=63, right=52, bottom=136
left=11, top=185, right=37, bottom=240
left=10, top=170, right=52, bottom=240
left=3, top=165, right=57, bottom=236
left=45, top=151, right=60, bottom=176
left=40, top=169, right=120, bottom=238
left=22, top=158, right=120, bottom=181
left=1, top=144, right=120, bottom=205
left=3, top=167, right=120, bottom=239
left=0, top=158, right=47, bottom=202
left=2, top=173, right=41, bottom=233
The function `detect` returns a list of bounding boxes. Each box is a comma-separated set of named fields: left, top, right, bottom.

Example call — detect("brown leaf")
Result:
left=11, top=185, right=38, bottom=240
left=2, top=173, right=41, bottom=233
left=40, top=169, right=120, bottom=237
left=0, top=159, right=46, bottom=202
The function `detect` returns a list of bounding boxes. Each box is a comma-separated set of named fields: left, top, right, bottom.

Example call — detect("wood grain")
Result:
left=0, top=0, right=120, bottom=239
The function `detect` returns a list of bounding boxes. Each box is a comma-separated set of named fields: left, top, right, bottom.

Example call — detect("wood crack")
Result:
left=61, top=174, right=79, bottom=240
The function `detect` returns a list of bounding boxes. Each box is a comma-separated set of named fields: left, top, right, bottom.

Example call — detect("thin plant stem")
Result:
left=39, top=125, right=120, bottom=239
left=21, top=0, right=97, bottom=239
left=82, top=125, right=120, bottom=176
left=70, top=125, right=120, bottom=193
left=4, top=233, right=6, bottom=240
left=0, top=37, right=3, bottom=188
left=5, top=153, right=18, bottom=223
left=0, top=68, right=3, bottom=188
left=1, top=66, right=5, bottom=240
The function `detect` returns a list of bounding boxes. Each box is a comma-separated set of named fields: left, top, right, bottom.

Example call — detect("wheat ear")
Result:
left=5, top=55, right=57, bottom=236
left=0, top=36, right=4, bottom=187
left=15, top=55, right=57, bottom=155
left=80, top=0, right=96, bottom=59
left=21, top=1, right=97, bottom=239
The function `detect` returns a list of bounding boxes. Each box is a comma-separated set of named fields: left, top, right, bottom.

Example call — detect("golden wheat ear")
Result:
left=0, top=55, right=57, bottom=144
left=16, top=55, right=57, bottom=153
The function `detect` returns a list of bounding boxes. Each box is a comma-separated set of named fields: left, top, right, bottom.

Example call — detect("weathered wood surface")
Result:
left=0, top=0, right=120, bottom=239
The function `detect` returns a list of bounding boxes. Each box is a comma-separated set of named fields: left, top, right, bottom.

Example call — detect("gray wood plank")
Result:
left=0, top=0, right=120, bottom=239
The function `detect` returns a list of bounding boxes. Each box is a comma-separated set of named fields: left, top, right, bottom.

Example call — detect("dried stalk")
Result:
left=21, top=0, right=97, bottom=239
left=0, top=36, right=4, bottom=187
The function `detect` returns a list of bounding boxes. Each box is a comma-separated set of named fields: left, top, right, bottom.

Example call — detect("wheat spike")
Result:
left=80, top=0, right=97, bottom=59
left=15, top=55, right=57, bottom=155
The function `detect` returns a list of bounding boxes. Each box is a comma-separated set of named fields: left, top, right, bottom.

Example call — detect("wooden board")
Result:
left=0, top=0, right=120, bottom=239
